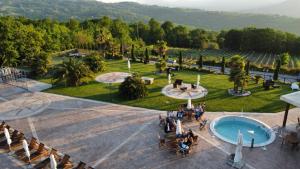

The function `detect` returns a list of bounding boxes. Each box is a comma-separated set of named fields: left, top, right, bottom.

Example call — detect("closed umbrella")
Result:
left=50, top=154, right=57, bottom=169
left=4, top=128, right=12, bottom=150
left=234, top=130, right=243, bottom=164
left=197, top=75, right=200, bottom=88
left=168, top=74, right=171, bottom=84
left=127, top=59, right=131, bottom=72
left=187, top=98, right=192, bottom=110
left=176, top=120, right=183, bottom=136
left=22, top=140, right=31, bottom=164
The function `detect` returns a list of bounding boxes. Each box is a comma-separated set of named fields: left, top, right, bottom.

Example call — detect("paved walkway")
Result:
left=0, top=84, right=299, bottom=169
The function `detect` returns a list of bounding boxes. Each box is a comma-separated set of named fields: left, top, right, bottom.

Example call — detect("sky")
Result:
left=96, top=0, right=286, bottom=11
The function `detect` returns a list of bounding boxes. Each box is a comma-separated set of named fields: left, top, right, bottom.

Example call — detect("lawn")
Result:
left=42, top=59, right=293, bottom=113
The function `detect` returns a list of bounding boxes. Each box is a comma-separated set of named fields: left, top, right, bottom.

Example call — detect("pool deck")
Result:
left=0, top=83, right=299, bottom=169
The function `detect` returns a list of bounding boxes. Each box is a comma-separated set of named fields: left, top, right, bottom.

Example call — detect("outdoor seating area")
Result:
left=158, top=103, right=207, bottom=156
left=0, top=121, right=93, bottom=169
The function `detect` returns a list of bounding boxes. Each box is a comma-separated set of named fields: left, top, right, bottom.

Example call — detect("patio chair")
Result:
left=159, top=115, right=165, bottom=127
left=0, top=121, right=5, bottom=130
left=33, top=149, right=59, bottom=169
left=157, top=134, right=166, bottom=148
left=87, top=167, right=94, bottom=169
left=15, top=137, right=39, bottom=157
left=199, top=119, right=208, bottom=130
left=74, top=161, right=86, bottom=169
left=57, top=154, right=73, bottom=169
left=0, top=129, right=18, bottom=147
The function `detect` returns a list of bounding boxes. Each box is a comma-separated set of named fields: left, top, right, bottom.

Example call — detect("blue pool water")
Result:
left=211, top=116, right=275, bottom=147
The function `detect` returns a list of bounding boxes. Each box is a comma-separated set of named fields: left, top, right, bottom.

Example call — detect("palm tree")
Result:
left=53, top=58, right=91, bottom=86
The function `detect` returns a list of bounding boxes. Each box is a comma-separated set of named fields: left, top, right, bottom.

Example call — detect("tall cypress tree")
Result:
left=120, top=43, right=123, bottom=56
left=198, top=54, right=203, bottom=69
left=178, top=51, right=183, bottom=70
left=144, top=48, right=149, bottom=64
left=221, top=56, right=225, bottom=74
left=131, top=44, right=136, bottom=62
left=273, top=59, right=281, bottom=80
left=245, top=60, right=250, bottom=75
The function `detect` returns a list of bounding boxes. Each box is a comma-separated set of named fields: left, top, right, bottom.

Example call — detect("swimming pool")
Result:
left=210, top=115, right=276, bottom=147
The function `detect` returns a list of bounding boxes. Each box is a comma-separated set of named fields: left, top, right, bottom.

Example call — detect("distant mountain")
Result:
left=246, top=0, right=300, bottom=18
left=1, top=0, right=300, bottom=35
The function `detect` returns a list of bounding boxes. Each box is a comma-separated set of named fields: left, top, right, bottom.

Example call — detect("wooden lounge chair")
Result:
left=0, top=125, right=11, bottom=139
left=57, top=154, right=73, bottom=169
left=74, top=161, right=86, bottom=169
left=25, top=143, right=49, bottom=163
left=15, top=137, right=39, bottom=157
left=0, top=128, right=16, bottom=147
left=33, top=149, right=59, bottom=169
left=10, top=133, right=25, bottom=149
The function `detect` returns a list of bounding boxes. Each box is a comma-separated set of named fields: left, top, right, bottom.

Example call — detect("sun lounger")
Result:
left=74, top=161, right=86, bottom=169
left=0, top=125, right=11, bottom=139
left=57, top=154, right=73, bottom=169
left=15, top=137, right=39, bottom=157
left=10, top=133, right=25, bottom=149
left=33, top=149, right=59, bottom=169
left=26, top=143, right=49, bottom=162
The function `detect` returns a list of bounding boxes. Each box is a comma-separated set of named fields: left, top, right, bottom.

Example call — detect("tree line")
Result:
left=1, top=16, right=300, bottom=72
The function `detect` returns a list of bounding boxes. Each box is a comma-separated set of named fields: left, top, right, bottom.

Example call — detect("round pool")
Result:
left=210, top=115, right=275, bottom=147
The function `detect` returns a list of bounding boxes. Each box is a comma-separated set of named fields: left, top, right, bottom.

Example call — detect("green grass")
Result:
left=42, top=59, right=293, bottom=113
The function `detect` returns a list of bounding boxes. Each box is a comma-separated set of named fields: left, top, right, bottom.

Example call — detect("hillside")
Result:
left=247, top=0, right=300, bottom=18
left=1, top=0, right=300, bottom=35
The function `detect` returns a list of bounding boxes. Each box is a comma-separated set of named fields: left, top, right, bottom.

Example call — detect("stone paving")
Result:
left=0, top=84, right=299, bottom=169
left=95, top=72, right=131, bottom=83
left=162, top=83, right=208, bottom=100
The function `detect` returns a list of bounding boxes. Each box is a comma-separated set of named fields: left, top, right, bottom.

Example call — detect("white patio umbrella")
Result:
left=50, top=154, right=57, bottom=169
left=234, top=130, right=243, bottom=164
left=4, top=128, right=12, bottom=150
left=168, top=74, right=171, bottom=84
left=22, top=140, right=31, bottom=164
left=176, top=119, right=183, bottom=135
left=187, top=98, right=192, bottom=110
left=127, top=59, right=131, bottom=72
left=197, top=75, right=200, bottom=88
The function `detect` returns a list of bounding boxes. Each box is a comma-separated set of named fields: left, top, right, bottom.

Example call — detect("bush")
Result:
left=119, top=74, right=148, bottom=100
left=84, top=52, right=105, bottom=73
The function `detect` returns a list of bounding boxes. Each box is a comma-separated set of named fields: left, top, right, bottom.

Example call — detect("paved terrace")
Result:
left=0, top=84, right=299, bottom=169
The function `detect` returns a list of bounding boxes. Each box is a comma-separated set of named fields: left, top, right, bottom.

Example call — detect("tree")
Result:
left=245, top=60, right=250, bottom=75
left=155, top=59, right=167, bottom=73
left=228, top=55, right=248, bottom=93
left=148, top=18, right=165, bottom=44
left=273, top=59, right=281, bottom=80
left=83, top=52, right=105, bottom=73
left=53, top=58, right=91, bottom=86
left=154, top=40, right=168, bottom=58
left=178, top=51, right=183, bottom=70
left=144, top=48, right=149, bottom=64
left=30, top=52, right=50, bottom=76
left=131, top=44, right=136, bottom=62
left=197, top=54, right=203, bottom=69
left=280, top=53, right=290, bottom=65
left=119, top=74, right=148, bottom=100
left=221, top=56, right=226, bottom=74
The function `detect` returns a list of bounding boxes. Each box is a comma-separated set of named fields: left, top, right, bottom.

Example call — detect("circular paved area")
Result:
left=0, top=92, right=51, bottom=120
left=162, top=83, right=208, bottom=99
left=95, top=72, right=131, bottom=83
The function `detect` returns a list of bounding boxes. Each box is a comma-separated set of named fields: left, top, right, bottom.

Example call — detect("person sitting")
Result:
left=187, top=129, right=195, bottom=138
left=164, top=122, right=171, bottom=133
left=199, top=119, right=208, bottom=130
left=177, top=109, right=184, bottom=120
left=178, top=139, right=189, bottom=155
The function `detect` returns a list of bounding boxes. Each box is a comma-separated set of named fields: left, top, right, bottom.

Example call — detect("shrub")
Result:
left=119, top=74, right=148, bottom=100
left=84, top=52, right=105, bottom=73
